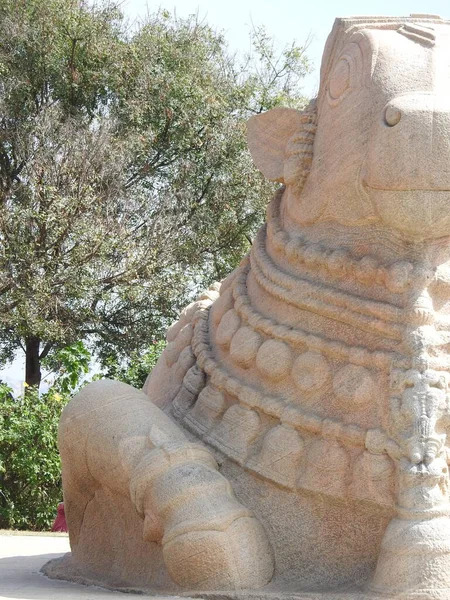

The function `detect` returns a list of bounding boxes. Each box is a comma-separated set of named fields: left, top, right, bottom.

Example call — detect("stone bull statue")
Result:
left=44, top=15, right=450, bottom=599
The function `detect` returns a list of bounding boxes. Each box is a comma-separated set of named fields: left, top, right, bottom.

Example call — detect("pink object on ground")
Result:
left=51, top=502, right=68, bottom=532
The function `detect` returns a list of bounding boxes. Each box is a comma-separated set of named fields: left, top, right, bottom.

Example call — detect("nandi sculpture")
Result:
left=44, top=15, right=450, bottom=599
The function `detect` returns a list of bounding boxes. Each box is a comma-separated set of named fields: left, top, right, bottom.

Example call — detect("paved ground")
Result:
left=0, top=534, right=152, bottom=599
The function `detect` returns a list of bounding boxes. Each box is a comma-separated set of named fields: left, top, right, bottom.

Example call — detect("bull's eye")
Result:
left=329, top=58, right=351, bottom=100
left=326, top=39, right=366, bottom=107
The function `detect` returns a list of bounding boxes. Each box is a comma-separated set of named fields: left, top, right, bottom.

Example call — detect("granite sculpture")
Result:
left=44, top=14, right=450, bottom=599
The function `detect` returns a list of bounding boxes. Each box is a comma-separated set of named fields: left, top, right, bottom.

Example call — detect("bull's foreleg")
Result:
left=59, top=379, right=274, bottom=591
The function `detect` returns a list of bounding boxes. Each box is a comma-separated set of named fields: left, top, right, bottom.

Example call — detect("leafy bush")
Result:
left=42, top=341, right=91, bottom=395
left=0, top=342, right=89, bottom=530
left=0, top=384, right=68, bottom=530
left=0, top=340, right=165, bottom=530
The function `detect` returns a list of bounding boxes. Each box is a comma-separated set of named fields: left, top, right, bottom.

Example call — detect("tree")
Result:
left=0, top=0, right=311, bottom=388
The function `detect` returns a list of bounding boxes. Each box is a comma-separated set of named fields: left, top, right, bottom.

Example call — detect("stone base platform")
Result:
left=42, top=554, right=445, bottom=600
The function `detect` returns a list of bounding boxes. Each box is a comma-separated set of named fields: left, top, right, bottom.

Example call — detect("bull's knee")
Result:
left=60, top=380, right=186, bottom=486
left=59, top=380, right=186, bottom=544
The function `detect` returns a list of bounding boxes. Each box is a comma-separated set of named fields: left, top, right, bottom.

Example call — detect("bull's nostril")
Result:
left=385, top=105, right=402, bottom=127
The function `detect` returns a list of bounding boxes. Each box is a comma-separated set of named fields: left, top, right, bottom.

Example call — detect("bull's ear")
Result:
left=246, top=108, right=306, bottom=182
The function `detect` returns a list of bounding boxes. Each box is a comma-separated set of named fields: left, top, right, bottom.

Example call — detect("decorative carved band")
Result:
left=252, top=227, right=405, bottom=339
left=233, top=260, right=407, bottom=370
left=266, top=187, right=442, bottom=295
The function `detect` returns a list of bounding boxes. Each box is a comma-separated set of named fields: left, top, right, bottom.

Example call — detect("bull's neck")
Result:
left=257, top=187, right=450, bottom=373
left=255, top=188, right=450, bottom=513
left=269, top=187, right=450, bottom=298
left=280, top=190, right=450, bottom=269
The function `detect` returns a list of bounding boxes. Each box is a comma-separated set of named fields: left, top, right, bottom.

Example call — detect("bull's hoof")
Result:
left=370, top=513, right=450, bottom=598
left=162, top=516, right=274, bottom=590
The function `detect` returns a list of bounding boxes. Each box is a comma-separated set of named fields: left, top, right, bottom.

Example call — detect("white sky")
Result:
left=123, top=0, right=450, bottom=96
left=3, top=1, right=450, bottom=389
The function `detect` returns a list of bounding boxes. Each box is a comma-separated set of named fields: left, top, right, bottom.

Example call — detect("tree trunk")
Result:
left=25, top=336, right=41, bottom=388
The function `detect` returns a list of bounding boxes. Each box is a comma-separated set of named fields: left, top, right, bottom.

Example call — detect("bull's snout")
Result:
left=367, top=93, right=450, bottom=191
left=363, top=93, right=450, bottom=238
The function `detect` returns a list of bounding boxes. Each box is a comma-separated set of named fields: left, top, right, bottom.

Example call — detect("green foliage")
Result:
left=42, top=341, right=91, bottom=394
left=0, top=383, right=67, bottom=530
left=244, top=25, right=312, bottom=111
left=97, top=340, right=166, bottom=389
left=0, top=341, right=91, bottom=530
left=0, top=339, right=167, bottom=530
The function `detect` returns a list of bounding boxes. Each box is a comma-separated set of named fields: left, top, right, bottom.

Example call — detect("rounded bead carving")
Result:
left=211, top=287, right=233, bottom=326
left=385, top=261, right=413, bottom=293
left=217, top=404, right=262, bottom=457
left=327, top=249, right=349, bottom=274
left=173, top=346, right=195, bottom=381
left=216, top=309, right=241, bottom=347
left=333, top=364, right=375, bottom=409
left=350, top=452, right=395, bottom=506
left=255, top=425, right=304, bottom=487
left=174, top=323, right=193, bottom=351
left=355, top=257, right=378, bottom=285
left=165, top=341, right=180, bottom=367
left=256, top=339, right=293, bottom=381
left=291, top=352, right=330, bottom=393
left=230, top=327, right=262, bottom=367
left=300, top=439, right=349, bottom=498
left=191, top=384, right=226, bottom=428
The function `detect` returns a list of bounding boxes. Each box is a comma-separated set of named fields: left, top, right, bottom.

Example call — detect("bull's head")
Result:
left=248, top=15, right=450, bottom=240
